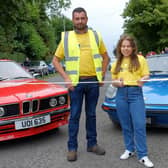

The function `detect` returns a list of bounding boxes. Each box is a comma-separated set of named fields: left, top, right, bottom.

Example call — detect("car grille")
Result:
left=23, top=100, right=39, bottom=114
left=0, top=104, right=20, bottom=118
left=22, top=94, right=68, bottom=114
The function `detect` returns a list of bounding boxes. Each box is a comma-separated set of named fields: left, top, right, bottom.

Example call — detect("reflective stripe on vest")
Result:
left=92, top=30, right=99, bottom=46
left=64, top=31, right=69, bottom=57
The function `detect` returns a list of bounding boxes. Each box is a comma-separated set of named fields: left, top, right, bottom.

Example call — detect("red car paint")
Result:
left=0, top=60, right=70, bottom=141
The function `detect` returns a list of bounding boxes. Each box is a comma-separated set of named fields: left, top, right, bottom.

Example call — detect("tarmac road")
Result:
left=0, top=72, right=168, bottom=168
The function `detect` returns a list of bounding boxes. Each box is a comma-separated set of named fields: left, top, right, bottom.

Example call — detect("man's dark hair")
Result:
left=72, top=7, right=87, bottom=17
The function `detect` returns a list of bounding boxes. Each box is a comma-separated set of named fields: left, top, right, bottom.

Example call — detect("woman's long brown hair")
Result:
left=114, top=34, right=140, bottom=74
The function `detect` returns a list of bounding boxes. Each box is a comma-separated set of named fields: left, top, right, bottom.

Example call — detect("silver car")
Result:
left=28, top=60, right=49, bottom=77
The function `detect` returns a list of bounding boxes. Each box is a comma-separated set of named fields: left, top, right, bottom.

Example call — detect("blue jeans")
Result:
left=68, top=77, right=99, bottom=151
left=116, top=86, right=147, bottom=159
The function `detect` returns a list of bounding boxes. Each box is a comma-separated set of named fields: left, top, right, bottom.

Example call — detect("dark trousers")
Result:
left=68, top=77, right=99, bottom=151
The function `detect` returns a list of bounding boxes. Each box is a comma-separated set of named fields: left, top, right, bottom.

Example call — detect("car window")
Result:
left=0, top=61, right=32, bottom=80
left=40, top=61, right=47, bottom=66
left=30, top=61, right=40, bottom=66
left=147, top=55, right=168, bottom=73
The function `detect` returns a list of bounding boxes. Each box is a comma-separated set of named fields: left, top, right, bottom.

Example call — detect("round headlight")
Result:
left=0, top=107, right=5, bottom=117
left=49, top=98, right=57, bottom=107
left=58, top=96, right=66, bottom=105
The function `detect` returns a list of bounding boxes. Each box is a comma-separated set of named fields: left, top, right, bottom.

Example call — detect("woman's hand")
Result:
left=137, top=75, right=149, bottom=87
left=112, top=78, right=124, bottom=87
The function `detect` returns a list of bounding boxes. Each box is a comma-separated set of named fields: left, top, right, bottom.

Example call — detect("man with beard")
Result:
left=53, top=7, right=109, bottom=161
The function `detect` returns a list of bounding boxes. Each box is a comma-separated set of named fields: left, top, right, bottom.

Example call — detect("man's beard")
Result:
left=74, top=24, right=87, bottom=31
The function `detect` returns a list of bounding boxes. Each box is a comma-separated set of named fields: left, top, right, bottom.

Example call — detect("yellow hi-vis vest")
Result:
left=62, top=29, right=103, bottom=86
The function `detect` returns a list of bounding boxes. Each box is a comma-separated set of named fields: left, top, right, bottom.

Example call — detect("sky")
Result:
left=63, top=0, right=129, bottom=58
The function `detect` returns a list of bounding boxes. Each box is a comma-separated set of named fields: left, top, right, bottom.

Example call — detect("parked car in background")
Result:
left=47, top=63, right=56, bottom=74
left=28, top=60, right=49, bottom=77
left=102, top=54, right=168, bottom=127
left=20, top=63, right=40, bottom=78
left=0, top=59, right=70, bottom=141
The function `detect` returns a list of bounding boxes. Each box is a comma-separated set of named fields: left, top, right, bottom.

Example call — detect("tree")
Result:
left=46, top=0, right=71, bottom=16
left=122, top=0, right=168, bottom=54
left=50, top=15, right=73, bottom=45
left=0, top=0, right=71, bottom=61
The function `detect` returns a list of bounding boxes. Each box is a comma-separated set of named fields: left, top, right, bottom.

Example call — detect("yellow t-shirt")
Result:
left=54, top=32, right=107, bottom=76
left=111, top=55, right=149, bottom=85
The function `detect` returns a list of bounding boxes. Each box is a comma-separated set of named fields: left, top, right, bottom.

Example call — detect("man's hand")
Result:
left=64, top=78, right=74, bottom=91
left=99, top=76, right=105, bottom=87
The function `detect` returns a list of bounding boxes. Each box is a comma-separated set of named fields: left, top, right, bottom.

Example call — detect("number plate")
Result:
left=15, top=114, right=51, bottom=130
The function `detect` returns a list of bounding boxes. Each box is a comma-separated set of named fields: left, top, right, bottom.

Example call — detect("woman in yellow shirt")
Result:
left=111, top=35, right=154, bottom=168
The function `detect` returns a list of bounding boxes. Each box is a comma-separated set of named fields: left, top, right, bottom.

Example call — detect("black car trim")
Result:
left=0, top=108, right=70, bottom=126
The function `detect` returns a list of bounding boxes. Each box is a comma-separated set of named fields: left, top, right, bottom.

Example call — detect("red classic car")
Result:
left=0, top=59, right=70, bottom=141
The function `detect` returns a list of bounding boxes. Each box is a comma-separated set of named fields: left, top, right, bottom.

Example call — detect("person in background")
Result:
left=52, top=7, right=109, bottom=162
left=111, top=34, right=154, bottom=168
left=160, top=50, right=165, bottom=54
left=164, top=47, right=168, bottom=54
left=23, top=57, right=31, bottom=67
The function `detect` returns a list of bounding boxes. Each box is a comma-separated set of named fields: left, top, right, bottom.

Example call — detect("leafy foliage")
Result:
left=0, top=0, right=72, bottom=62
left=50, top=15, right=73, bottom=44
left=122, top=0, right=168, bottom=54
